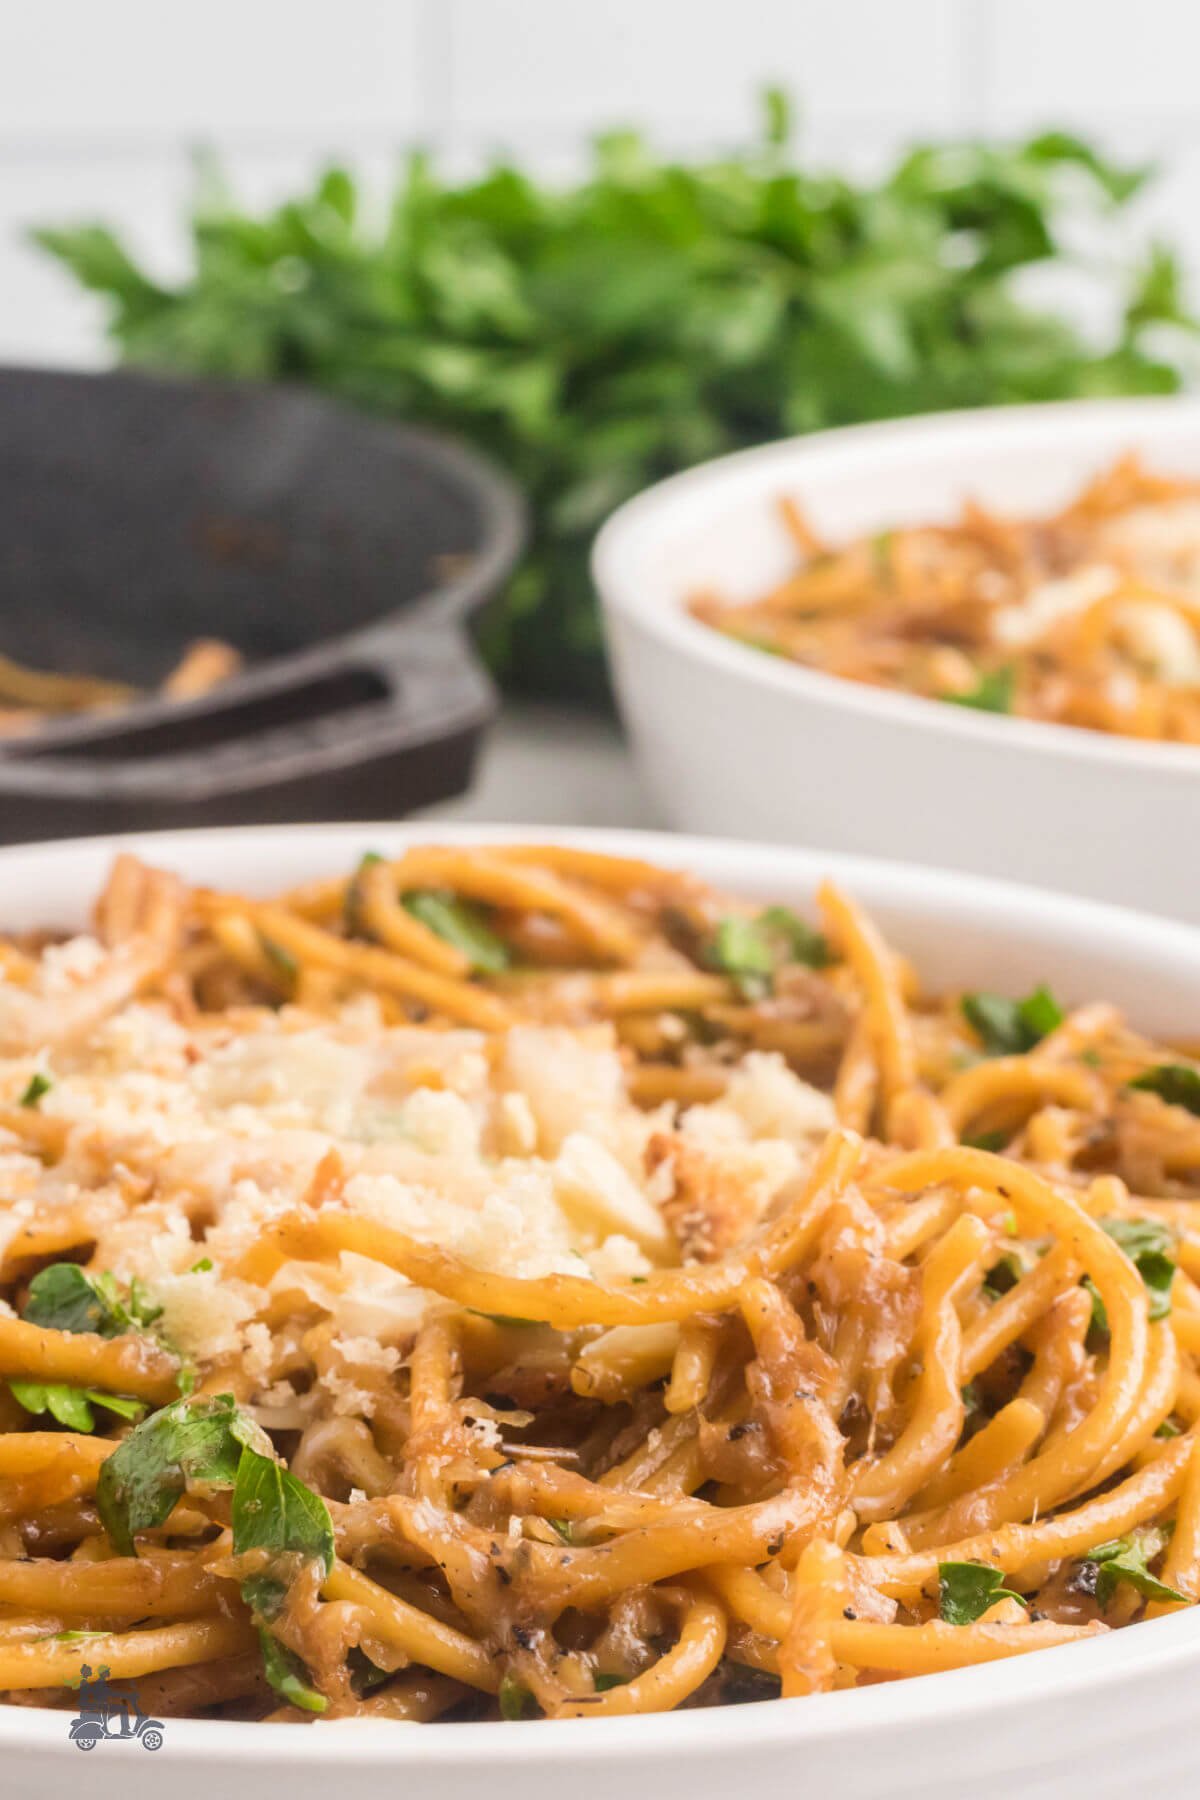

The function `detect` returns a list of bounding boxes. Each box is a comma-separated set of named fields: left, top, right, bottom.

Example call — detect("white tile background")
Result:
left=2, top=0, right=1200, bottom=367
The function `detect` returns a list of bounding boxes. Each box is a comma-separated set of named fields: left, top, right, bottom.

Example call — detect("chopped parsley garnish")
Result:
left=257, top=1630, right=327, bottom=1714
left=1128, top=1064, right=1200, bottom=1116
left=944, top=664, right=1016, bottom=715
left=498, top=1674, right=536, bottom=1720
left=757, top=906, right=831, bottom=970
left=96, top=1392, right=268, bottom=1555
left=594, top=1671, right=631, bottom=1691
left=1099, top=1216, right=1177, bottom=1321
left=981, top=1253, right=1022, bottom=1301
left=962, top=1128, right=1008, bottom=1152
left=232, top=1444, right=336, bottom=1620
left=19, top=1071, right=51, bottom=1108
left=938, top=1561, right=1027, bottom=1625
left=961, top=985, right=1064, bottom=1056
left=709, top=906, right=830, bottom=1000
left=259, top=934, right=299, bottom=989
left=343, top=850, right=384, bottom=937
left=9, top=1381, right=144, bottom=1432
left=402, top=890, right=511, bottom=974
left=94, top=1391, right=335, bottom=1710
left=22, top=1263, right=162, bottom=1338
left=710, top=916, right=774, bottom=999
left=1079, top=1528, right=1187, bottom=1608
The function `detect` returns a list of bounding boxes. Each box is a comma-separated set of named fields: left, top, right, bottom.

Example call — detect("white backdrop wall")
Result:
left=2, top=0, right=1199, bottom=366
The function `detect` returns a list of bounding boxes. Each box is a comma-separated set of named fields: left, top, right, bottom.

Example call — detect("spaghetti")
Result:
left=693, top=455, right=1200, bottom=743
left=0, top=839, right=1197, bottom=1724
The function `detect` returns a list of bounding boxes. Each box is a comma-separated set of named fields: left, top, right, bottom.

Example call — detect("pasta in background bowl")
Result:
left=595, top=396, right=1200, bottom=923
left=2, top=823, right=1200, bottom=1800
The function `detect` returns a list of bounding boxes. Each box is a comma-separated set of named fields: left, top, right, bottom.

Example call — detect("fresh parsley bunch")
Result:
left=35, top=95, right=1197, bottom=699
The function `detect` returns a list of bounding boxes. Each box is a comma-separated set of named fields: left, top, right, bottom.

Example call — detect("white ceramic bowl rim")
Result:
left=1, top=819, right=1199, bottom=1769
left=593, top=396, right=1200, bottom=774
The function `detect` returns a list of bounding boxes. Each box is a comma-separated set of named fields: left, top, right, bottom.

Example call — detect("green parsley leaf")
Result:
left=938, top=1561, right=1027, bottom=1625
left=709, top=906, right=829, bottom=1000
left=9, top=1381, right=144, bottom=1432
left=498, top=1673, right=535, bottom=1720
left=1099, top=1216, right=1177, bottom=1321
left=756, top=906, right=831, bottom=970
left=469, top=1309, right=540, bottom=1328
left=709, top=916, right=775, bottom=1000
left=943, top=665, right=1016, bottom=715
left=232, top=1447, right=335, bottom=1622
left=96, top=1393, right=268, bottom=1555
left=961, top=985, right=1064, bottom=1056
left=259, top=934, right=298, bottom=989
left=402, top=890, right=511, bottom=974
left=34, top=111, right=1190, bottom=703
left=548, top=1518, right=574, bottom=1544
left=593, top=1671, right=631, bottom=1691
left=257, top=1627, right=327, bottom=1714
left=1129, top=1064, right=1200, bottom=1116
left=22, top=1263, right=165, bottom=1341
left=1155, top=1418, right=1183, bottom=1440
left=962, top=1128, right=1009, bottom=1152
left=19, top=1071, right=51, bottom=1108
left=982, top=1253, right=1022, bottom=1301
left=1084, top=1528, right=1187, bottom=1608
left=1083, top=1274, right=1108, bottom=1340
left=343, top=850, right=385, bottom=938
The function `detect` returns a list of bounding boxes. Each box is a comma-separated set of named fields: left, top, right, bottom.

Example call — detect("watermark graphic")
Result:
left=68, top=1665, right=165, bottom=1752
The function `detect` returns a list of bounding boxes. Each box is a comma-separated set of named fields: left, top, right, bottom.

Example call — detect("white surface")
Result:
left=3, top=820, right=1200, bottom=1798
left=595, top=395, right=1200, bottom=921
left=422, top=703, right=660, bottom=830
left=3, top=0, right=1200, bottom=367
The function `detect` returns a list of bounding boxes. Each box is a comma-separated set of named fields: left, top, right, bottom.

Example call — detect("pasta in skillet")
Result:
left=693, top=455, right=1200, bottom=743
left=0, top=840, right=1198, bottom=1723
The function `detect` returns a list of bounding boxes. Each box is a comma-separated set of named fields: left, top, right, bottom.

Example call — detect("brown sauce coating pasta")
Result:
left=0, top=839, right=1197, bottom=1722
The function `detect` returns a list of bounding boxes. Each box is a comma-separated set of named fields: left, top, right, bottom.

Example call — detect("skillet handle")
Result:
left=0, top=627, right=495, bottom=838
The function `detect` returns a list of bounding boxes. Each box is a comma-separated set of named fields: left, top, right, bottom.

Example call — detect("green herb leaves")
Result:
left=1129, top=1064, right=1200, bottom=1116
left=9, top=1382, right=144, bottom=1432
left=22, top=1263, right=161, bottom=1339
left=961, top=985, right=1064, bottom=1056
left=498, top=1674, right=536, bottom=1720
left=938, top=1561, right=1027, bottom=1625
left=944, top=665, right=1016, bottom=715
left=1099, top=1216, right=1177, bottom=1322
left=11, top=1264, right=171, bottom=1434
left=232, top=1447, right=335, bottom=1619
left=257, top=1629, right=328, bottom=1714
left=95, top=1393, right=267, bottom=1555
left=709, top=906, right=830, bottom=999
left=93, top=1393, right=336, bottom=1713
left=19, top=1071, right=51, bottom=1108
left=403, top=891, right=510, bottom=974
left=35, top=104, right=1189, bottom=700
left=1079, top=1529, right=1187, bottom=1608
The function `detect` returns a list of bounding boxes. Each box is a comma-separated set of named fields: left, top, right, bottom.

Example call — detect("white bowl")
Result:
left=594, top=397, right=1200, bottom=923
left=4, top=820, right=1200, bottom=1799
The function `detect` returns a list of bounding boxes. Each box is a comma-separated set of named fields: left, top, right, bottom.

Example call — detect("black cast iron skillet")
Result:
left=0, top=366, right=525, bottom=840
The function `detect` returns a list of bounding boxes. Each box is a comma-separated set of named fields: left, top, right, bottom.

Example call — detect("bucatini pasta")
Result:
left=693, top=455, right=1200, bottom=743
left=0, top=839, right=1198, bottom=1725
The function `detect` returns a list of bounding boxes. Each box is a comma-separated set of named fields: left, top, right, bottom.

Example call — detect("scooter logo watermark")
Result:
left=68, top=1664, right=165, bottom=1752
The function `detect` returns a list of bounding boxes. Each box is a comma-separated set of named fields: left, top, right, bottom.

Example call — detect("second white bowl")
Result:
left=594, top=397, right=1200, bottom=922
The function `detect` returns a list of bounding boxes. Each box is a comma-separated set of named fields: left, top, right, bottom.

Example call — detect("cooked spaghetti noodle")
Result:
left=0, top=839, right=1198, bottom=1724
left=693, top=454, right=1200, bottom=743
